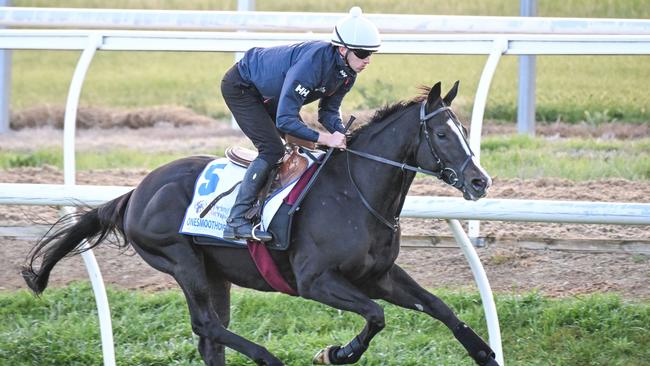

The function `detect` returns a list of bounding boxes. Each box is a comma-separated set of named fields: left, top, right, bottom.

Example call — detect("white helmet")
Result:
left=331, top=7, right=381, bottom=51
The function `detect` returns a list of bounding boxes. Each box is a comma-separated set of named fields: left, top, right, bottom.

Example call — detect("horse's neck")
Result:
left=344, top=106, right=420, bottom=215
left=351, top=106, right=420, bottom=162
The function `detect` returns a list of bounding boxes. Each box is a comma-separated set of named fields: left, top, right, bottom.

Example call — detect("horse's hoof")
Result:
left=482, top=358, right=500, bottom=366
left=312, top=345, right=334, bottom=364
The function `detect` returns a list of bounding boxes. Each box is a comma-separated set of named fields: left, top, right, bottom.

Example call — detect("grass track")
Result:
left=1, top=283, right=649, bottom=365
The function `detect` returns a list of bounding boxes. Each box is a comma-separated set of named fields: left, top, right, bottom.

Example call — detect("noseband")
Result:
left=345, top=101, right=475, bottom=231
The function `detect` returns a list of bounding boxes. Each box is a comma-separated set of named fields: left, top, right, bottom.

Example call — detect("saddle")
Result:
left=225, top=144, right=309, bottom=189
left=224, top=143, right=310, bottom=222
left=193, top=141, right=320, bottom=250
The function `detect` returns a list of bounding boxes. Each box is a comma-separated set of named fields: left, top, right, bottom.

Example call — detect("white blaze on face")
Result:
left=446, top=118, right=471, bottom=155
left=446, top=118, right=492, bottom=188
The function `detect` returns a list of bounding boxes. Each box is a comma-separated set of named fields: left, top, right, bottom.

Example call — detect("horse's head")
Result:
left=415, top=81, right=491, bottom=200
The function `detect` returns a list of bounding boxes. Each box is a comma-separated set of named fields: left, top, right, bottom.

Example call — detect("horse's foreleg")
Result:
left=373, top=265, right=499, bottom=366
left=298, top=270, right=384, bottom=365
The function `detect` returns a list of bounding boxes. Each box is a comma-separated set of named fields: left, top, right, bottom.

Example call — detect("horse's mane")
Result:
left=349, top=86, right=430, bottom=139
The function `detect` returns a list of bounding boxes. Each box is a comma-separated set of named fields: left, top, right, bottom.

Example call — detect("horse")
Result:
left=22, top=81, right=497, bottom=366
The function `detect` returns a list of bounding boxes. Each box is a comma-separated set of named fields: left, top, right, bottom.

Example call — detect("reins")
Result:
left=345, top=149, right=438, bottom=176
left=346, top=102, right=466, bottom=181
left=345, top=153, right=400, bottom=231
left=345, top=101, right=474, bottom=231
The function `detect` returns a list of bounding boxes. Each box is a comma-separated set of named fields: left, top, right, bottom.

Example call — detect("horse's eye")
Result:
left=436, top=132, right=446, bottom=138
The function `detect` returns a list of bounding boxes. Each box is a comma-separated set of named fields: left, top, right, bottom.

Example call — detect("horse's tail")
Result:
left=21, top=190, right=133, bottom=295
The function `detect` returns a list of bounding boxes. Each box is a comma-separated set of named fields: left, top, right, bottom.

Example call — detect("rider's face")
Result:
left=339, top=47, right=372, bottom=73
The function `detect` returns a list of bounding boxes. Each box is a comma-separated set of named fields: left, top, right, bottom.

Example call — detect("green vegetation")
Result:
left=7, top=1, right=650, bottom=123
left=3, top=136, right=649, bottom=181
left=3, top=1, right=649, bottom=180
left=0, top=148, right=200, bottom=170
left=480, top=136, right=650, bottom=181
left=11, top=51, right=649, bottom=123
left=1, top=283, right=648, bottom=365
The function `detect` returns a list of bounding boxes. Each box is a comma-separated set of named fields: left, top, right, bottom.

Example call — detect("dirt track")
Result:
left=1, top=122, right=649, bottom=299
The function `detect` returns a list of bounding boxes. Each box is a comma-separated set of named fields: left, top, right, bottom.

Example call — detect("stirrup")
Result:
left=251, top=223, right=273, bottom=242
left=251, top=223, right=264, bottom=241
left=223, top=223, right=273, bottom=242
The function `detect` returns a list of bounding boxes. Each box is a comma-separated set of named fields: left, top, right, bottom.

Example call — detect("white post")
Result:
left=468, top=38, right=508, bottom=245
left=517, top=0, right=537, bottom=136
left=0, top=0, right=10, bottom=134
left=231, top=0, right=255, bottom=129
left=63, top=33, right=116, bottom=366
left=448, top=219, right=504, bottom=366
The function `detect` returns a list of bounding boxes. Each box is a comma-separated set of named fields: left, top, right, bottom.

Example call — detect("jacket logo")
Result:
left=294, top=84, right=310, bottom=98
left=315, top=86, right=326, bottom=93
left=339, top=70, right=348, bottom=78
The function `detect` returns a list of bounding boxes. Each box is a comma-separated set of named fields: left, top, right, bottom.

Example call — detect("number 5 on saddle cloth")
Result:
left=180, top=142, right=322, bottom=250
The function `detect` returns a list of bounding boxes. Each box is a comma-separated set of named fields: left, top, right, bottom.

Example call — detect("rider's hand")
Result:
left=317, top=131, right=347, bottom=149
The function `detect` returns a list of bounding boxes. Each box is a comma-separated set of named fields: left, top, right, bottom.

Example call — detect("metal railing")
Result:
left=2, top=7, right=650, bottom=34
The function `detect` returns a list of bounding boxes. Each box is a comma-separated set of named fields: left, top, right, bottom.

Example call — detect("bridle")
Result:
left=345, top=101, right=475, bottom=231
left=416, top=101, right=474, bottom=189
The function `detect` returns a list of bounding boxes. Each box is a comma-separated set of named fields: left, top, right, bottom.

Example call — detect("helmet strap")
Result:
left=343, top=48, right=352, bottom=68
left=335, top=45, right=352, bottom=68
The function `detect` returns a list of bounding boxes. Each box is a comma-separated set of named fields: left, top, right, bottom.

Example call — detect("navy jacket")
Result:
left=237, top=41, right=356, bottom=142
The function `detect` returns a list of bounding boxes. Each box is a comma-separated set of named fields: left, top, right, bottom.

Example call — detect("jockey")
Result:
left=221, top=6, right=381, bottom=241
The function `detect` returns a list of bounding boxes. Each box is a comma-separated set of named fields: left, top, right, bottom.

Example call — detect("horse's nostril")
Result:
left=472, top=178, right=486, bottom=190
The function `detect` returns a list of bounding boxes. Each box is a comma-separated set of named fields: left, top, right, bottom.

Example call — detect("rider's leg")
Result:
left=220, top=65, right=284, bottom=241
left=223, top=158, right=273, bottom=240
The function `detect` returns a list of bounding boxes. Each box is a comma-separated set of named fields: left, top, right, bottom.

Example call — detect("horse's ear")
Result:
left=427, top=82, right=442, bottom=105
left=443, top=80, right=460, bottom=105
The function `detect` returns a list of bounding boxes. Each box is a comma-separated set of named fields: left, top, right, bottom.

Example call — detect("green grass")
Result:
left=0, top=148, right=184, bottom=170
left=0, top=146, right=229, bottom=171
left=7, top=1, right=650, bottom=124
left=10, top=49, right=650, bottom=125
left=480, top=136, right=650, bottom=180
left=3, top=136, right=649, bottom=181
left=1, top=283, right=649, bottom=365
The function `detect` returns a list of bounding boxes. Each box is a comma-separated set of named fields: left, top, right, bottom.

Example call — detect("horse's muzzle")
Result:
left=463, top=174, right=491, bottom=201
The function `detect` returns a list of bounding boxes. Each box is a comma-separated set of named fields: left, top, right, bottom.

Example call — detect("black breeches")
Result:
left=221, top=65, right=285, bottom=165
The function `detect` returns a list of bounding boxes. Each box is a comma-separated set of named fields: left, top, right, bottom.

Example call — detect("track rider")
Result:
left=221, top=7, right=381, bottom=241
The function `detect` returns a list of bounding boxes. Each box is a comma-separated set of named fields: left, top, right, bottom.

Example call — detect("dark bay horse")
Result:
left=22, top=82, right=498, bottom=366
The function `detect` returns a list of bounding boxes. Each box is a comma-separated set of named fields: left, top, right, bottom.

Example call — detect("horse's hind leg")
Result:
left=197, top=264, right=232, bottom=365
left=372, top=264, right=499, bottom=366
left=126, top=178, right=283, bottom=365
left=168, top=243, right=284, bottom=366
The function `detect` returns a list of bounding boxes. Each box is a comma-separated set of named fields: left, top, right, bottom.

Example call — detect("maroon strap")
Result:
left=247, top=240, right=297, bottom=296
left=244, top=163, right=320, bottom=296
left=285, top=163, right=318, bottom=205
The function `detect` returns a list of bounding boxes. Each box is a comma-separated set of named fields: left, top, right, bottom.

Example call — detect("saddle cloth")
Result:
left=179, top=152, right=319, bottom=243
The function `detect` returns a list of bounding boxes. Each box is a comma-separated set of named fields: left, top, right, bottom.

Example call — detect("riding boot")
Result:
left=223, top=158, right=274, bottom=242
